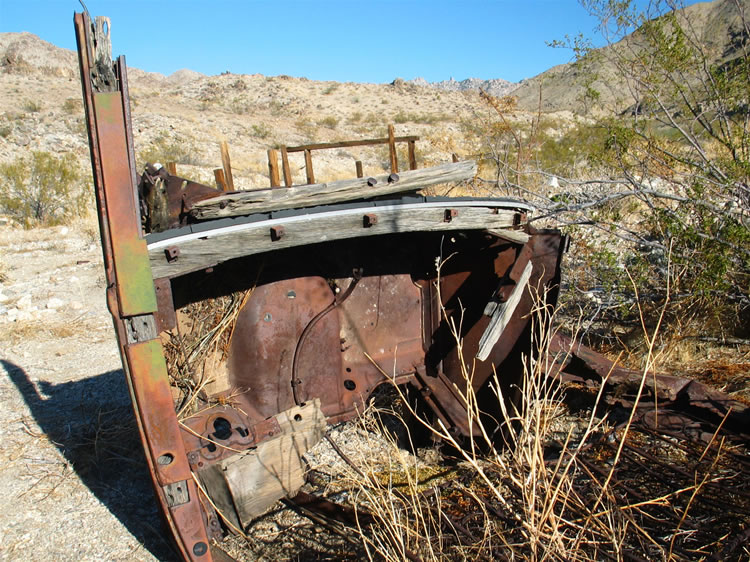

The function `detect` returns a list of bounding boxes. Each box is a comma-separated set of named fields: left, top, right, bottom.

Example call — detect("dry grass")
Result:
left=327, top=258, right=750, bottom=561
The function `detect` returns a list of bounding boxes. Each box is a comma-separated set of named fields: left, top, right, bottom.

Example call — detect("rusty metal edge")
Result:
left=74, top=12, right=214, bottom=562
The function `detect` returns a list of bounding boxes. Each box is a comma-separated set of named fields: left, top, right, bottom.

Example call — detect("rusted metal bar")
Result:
left=74, top=12, right=211, bottom=561
left=355, top=160, right=363, bottom=178
left=166, top=162, right=177, bottom=175
left=408, top=139, right=417, bottom=170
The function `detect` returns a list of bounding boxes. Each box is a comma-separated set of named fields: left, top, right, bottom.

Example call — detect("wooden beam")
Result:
left=165, top=162, right=177, bottom=175
left=220, top=141, right=234, bottom=191
left=476, top=261, right=533, bottom=361
left=267, top=148, right=281, bottom=188
left=280, top=146, right=292, bottom=187
left=286, top=135, right=419, bottom=153
left=149, top=200, right=521, bottom=279
left=304, top=149, right=315, bottom=185
left=388, top=124, right=398, bottom=174
left=214, top=168, right=227, bottom=191
left=189, top=160, right=477, bottom=220
left=408, top=140, right=417, bottom=170
left=355, top=160, right=363, bottom=178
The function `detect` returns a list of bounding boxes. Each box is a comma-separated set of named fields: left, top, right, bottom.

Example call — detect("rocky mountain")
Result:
left=406, top=76, right=518, bottom=98
left=512, top=0, right=750, bottom=114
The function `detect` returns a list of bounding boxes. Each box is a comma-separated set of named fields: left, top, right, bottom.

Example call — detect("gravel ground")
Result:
left=0, top=223, right=176, bottom=561
left=0, top=223, right=394, bottom=561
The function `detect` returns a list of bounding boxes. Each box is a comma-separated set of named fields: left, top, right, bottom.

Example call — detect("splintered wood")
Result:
left=189, top=160, right=477, bottom=219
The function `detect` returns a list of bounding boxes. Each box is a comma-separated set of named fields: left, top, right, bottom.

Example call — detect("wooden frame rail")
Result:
left=268, top=124, right=419, bottom=188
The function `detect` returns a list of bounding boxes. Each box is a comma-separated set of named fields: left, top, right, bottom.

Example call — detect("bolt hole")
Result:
left=345, top=367, right=352, bottom=373
left=157, top=453, right=174, bottom=465
left=212, top=417, right=232, bottom=440
left=205, top=443, right=216, bottom=453
left=236, top=426, right=249, bottom=438
left=294, top=414, right=303, bottom=422
left=344, top=379, right=356, bottom=391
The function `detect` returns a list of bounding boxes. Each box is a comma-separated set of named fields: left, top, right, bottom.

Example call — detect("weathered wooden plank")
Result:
left=388, top=124, right=398, bottom=173
left=220, top=141, right=234, bottom=191
left=486, top=227, right=530, bottom=244
left=267, top=148, right=281, bottom=188
left=285, top=135, right=419, bottom=152
left=281, top=146, right=292, bottom=187
left=149, top=201, right=521, bottom=278
left=304, top=149, right=315, bottom=185
left=190, top=160, right=477, bottom=220
left=197, top=400, right=325, bottom=529
left=476, top=261, right=533, bottom=361
left=214, top=168, right=227, bottom=191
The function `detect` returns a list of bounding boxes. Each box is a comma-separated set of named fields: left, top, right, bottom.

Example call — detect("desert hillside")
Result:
left=0, top=31, right=532, bottom=191
left=513, top=0, right=750, bottom=113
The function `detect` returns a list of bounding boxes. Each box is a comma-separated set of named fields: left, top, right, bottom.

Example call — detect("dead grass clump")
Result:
left=163, top=288, right=251, bottom=417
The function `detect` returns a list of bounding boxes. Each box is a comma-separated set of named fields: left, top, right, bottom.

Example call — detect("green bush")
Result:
left=0, top=151, right=87, bottom=227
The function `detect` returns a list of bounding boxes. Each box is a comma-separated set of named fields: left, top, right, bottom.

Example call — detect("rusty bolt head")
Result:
left=444, top=209, right=458, bottom=222
left=270, top=225, right=285, bottom=241
left=164, top=246, right=180, bottom=262
left=363, top=213, right=378, bottom=228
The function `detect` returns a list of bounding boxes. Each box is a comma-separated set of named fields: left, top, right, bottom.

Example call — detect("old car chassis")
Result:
left=75, top=12, right=566, bottom=560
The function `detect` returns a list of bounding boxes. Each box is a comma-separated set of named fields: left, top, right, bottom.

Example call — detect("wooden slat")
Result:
left=281, top=146, right=292, bottom=187
left=149, top=201, right=520, bottom=278
left=388, top=124, right=398, bottom=173
left=267, top=148, right=281, bottom=187
left=477, top=261, right=533, bottom=361
left=190, top=160, right=476, bottom=220
left=220, top=141, right=234, bottom=191
left=286, top=135, right=419, bottom=153
left=304, top=149, right=315, bottom=185
left=214, top=168, right=227, bottom=191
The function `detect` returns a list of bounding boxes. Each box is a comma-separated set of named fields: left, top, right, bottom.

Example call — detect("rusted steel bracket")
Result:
left=74, top=12, right=212, bottom=561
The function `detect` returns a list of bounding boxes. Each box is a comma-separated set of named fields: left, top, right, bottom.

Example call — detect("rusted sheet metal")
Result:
left=139, top=164, right=222, bottom=232
left=91, top=91, right=156, bottom=316
left=549, top=333, right=750, bottom=440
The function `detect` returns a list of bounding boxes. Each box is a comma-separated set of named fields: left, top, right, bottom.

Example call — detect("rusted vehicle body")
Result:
left=75, top=12, right=566, bottom=560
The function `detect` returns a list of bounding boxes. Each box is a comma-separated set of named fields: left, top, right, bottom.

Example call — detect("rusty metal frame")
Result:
left=75, top=11, right=570, bottom=561
left=74, top=12, right=212, bottom=560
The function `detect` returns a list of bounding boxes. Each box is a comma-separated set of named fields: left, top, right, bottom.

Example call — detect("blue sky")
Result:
left=0, top=0, right=702, bottom=83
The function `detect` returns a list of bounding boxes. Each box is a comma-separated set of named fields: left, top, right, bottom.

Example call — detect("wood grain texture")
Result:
left=189, top=160, right=477, bottom=220
left=149, top=202, right=521, bottom=278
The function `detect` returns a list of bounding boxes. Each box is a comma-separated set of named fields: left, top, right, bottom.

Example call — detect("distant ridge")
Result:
left=406, top=76, right=518, bottom=98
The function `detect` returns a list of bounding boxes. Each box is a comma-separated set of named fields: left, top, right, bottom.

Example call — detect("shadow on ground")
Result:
left=2, top=359, right=179, bottom=561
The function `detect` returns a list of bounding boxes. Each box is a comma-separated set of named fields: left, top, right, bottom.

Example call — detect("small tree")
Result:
left=0, top=151, right=87, bottom=227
